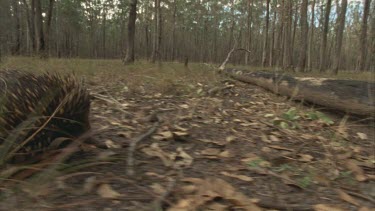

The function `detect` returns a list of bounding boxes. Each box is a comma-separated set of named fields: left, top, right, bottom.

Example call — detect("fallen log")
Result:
left=223, top=69, right=375, bottom=117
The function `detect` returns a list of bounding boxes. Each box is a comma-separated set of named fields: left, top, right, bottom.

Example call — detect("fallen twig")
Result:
left=126, top=121, right=160, bottom=176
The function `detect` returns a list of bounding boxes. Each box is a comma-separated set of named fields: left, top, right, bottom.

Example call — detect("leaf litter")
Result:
left=0, top=72, right=374, bottom=211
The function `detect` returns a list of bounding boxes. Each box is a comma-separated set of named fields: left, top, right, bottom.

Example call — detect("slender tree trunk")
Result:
left=332, top=0, right=347, bottom=74
left=34, top=0, right=45, bottom=55
left=358, top=0, right=371, bottom=71
left=262, top=0, right=270, bottom=67
left=319, top=0, right=332, bottom=72
left=308, top=0, right=316, bottom=71
left=11, top=0, right=21, bottom=55
left=171, top=0, right=177, bottom=61
left=245, top=0, right=252, bottom=65
left=30, top=0, right=36, bottom=52
left=282, top=0, right=292, bottom=69
left=269, top=9, right=276, bottom=66
left=297, top=0, right=308, bottom=72
left=45, top=0, right=55, bottom=57
left=369, top=2, right=375, bottom=71
left=151, top=0, right=161, bottom=63
left=124, top=0, right=137, bottom=64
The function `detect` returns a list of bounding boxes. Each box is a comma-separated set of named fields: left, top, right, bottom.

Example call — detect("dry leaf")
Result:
left=269, top=135, right=280, bottom=142
left=150, top=183, right=166, bottom=195
left=298, top=154, right=314, bottom=162
left=97, top=184, right=122, bottom=199
left=226, top=136, right=236, bottom=143
left=201, top=148, right=221, bottom=156
left=220, top=171, right=254, bottom=182
left=314, top=204, right=345, bottom=211
left=336, top=189, right=360, bottom=206
left=346, top=159, right=367, bottom=181
left=357, top=133, right=368, bottom=140
left=219, top=150, right=233, bottom=158
left=105, top=139, right=121, bottom=149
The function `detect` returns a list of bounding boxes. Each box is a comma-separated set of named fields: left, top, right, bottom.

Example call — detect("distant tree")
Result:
left=358, top=0, right=371, bottom=71
left=124, top=0, right=137, bottom=64
left=151, top=0, right=161, bottom=63
left=307, top=0, right=316, bottom=71
left=11, top=0, right=21, bottom=55
left=34, top=0, right=45, bottom=55
left=262, top=0, right=270, bottom=67
left=297, top=0, right=308, bottom=72
left=332, top=0, right=348, bottom=74
left=319, top=0, right=332, bottom=72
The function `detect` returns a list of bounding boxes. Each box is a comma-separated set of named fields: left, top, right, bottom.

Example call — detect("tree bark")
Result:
left=124, top=0, right=138, bottom=64
left=245, top=0, right=252, bottom=65
left=297, top=0, right=308, bottom=72
left=307, top=0, right=316, bottom=71
left=282, top=0, right=292, bottom=69
left=332, top=0, right=348, bottom=74
left=262, top=0, right=270, bottom=67
left=358, top=0, right=371, bottom=71
left=11, top=0, right=21, bottom=55
left=319, top=0, right=332, bottom=72
left=34, top=0, right=45, bottom=55
left=151, top=0, right=161, bottom=63
left=45, top=0, right=55, bottom=57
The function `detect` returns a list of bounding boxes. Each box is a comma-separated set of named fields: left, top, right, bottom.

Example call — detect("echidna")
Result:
left=0, top=70, right=90, bottom=162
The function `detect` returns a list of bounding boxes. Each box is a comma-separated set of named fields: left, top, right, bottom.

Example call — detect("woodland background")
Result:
left=0, top=0, right=373, bottom=73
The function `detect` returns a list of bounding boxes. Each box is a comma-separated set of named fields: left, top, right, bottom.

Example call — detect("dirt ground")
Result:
left=0, top=68, right=374, bottom=211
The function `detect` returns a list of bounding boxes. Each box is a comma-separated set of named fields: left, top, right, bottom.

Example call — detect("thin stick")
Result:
left=126, top=121, right=160, bottom=176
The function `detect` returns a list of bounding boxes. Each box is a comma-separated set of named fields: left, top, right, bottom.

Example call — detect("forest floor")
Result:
left=0, top=58, right=374, bottom=211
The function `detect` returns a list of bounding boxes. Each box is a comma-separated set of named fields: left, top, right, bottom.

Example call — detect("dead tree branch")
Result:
left=219, top=48, right=251, bottom=71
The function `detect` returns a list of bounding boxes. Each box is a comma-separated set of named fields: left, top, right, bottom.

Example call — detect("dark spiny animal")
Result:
left=0, top=70, right=90, bottom=162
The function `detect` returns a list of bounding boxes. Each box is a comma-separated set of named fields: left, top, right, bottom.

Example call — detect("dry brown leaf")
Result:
left=201, top=148, right=221, bottom=156
left=150, top=183, right=166, bottom=195
left=198, top=139, right=226, bottom=146
left=220, top=171, right=254, bottom=182
left=170, top=178, right=261, bottom=211
left=226, top=136, right=236, bottom=143
left=219, top=150, right=234, bottom=158
left=173, top=131, right=189, bottom=137
left=336, top=189, right=360, bottom=206
left=269, top=135, right=280, bottom=142
left=298, top=154, right=314, bottom=162
left=346, top=159, right=368, bottom=182
left=314, top=204, right=345, bottom=211
left=97, top=184, right=122, bottom=199
left=174, top=147, right=194, bottom=168
left=356, top=132, right=368, bottom=140
left=105, top=139, right=121, bottom=149
left=141, top=143, right=173, bottom=167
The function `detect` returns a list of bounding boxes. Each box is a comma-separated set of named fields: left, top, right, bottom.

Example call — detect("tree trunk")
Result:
left=245, top=0, right=252, bottom=65
left=358, top=0, right=371, bottom=71
left=319, top=0, right=332, bottom=72
left=34, top=0, right=45, bottom=55
left=45, top=0, right=55, bottom=57
left=151, top=0, right=161, bottom=63
left=11, top=0, right=21, bottom=55
left=124, top=0, right=137, bottom=64
left=332, top=0, right=348, bottom=74
left=307, top=0, right=316, bottom=71
left=297, top=0, right=308, bottom=72
left=171, top=0, right=177, bottom=61
left=262, top=0, right=270, bottom=67
left=282, top=0, right=292, bottom=69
